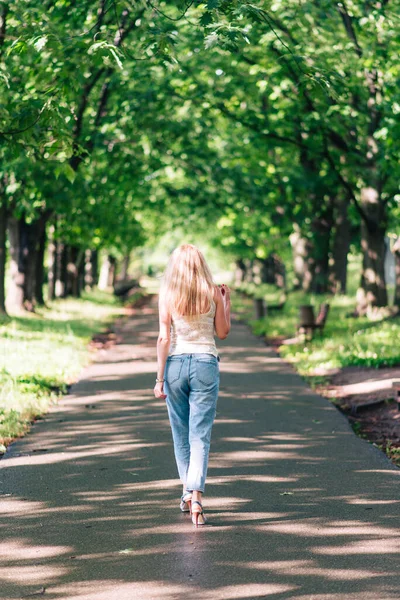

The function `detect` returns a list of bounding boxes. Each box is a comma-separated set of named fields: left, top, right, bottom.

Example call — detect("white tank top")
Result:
left=169, top=298, right=218, bottom=358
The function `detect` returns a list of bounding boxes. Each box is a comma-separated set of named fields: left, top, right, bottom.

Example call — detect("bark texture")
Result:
left=98, top=254, right=116, bottom=290
left=47, top=224, right=56, bottom=301
left=393, top=238, right=400, bottom=309
left=120, top=253, right=130, bottom=281
left=234, top=258, right=247, bottom=285
left=66, top=246, right=84, bottom=298
left=55, top=241, right=68, bottom=298
left=0, top=186, right=7, bottom=314
left=35, top=225, right=47, bottom=306
left=330, top=198, right=351, bottom=293
left=7, top=214, right=48, bottom=311
left=310, top=207, right=334, bottom=295
left=357, top=188, right=388, bottom=311
left=290, top=228, right=314, bottom=292
left=7, top=216, right=25, bottom=311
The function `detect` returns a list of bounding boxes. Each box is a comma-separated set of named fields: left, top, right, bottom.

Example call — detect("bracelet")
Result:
left=156, top=378, right=165, bottom=383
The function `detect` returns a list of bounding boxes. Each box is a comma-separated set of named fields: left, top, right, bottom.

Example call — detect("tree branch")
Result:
left=0, top=1, right=8, bottom=57
left=216, top=101, right=305, bottom=149
left=145, top=0, right=194, bottom=22
left=321, top=135, right=370, bottom=225
left=270, top=43, right=358, bottom=155
left=96, top=0, right=108, bottom=33
left=70, top=8, right=144, bottom=171
left=73, top=68, right=106, bottom=144
left=337, top=1, right=363, bottom=57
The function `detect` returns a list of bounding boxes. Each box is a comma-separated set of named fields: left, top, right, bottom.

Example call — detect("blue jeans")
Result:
left=164, top=353, right=220, bottom=493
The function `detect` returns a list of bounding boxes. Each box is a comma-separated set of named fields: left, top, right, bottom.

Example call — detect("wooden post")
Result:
left=392, top=380, right=400, bottom=412
left=254, top=298, right=266, bottom=319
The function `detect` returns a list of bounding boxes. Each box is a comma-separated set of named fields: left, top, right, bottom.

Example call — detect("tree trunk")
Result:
left=7, top=213, right=48, bottom=311
left=92, top=249, right=99, bottom=286
left=393, top=239, right=400, bottom=309
left=47, top=223, right=56, bottom=301
left=0, top=191, right=7, bottom=314
left=234, top=258, right=246, bottom=285
left=55, top=241, right=68, bottom=298
left=329, top=197, right=351, bottom=293
left=252, top=260, right=262, bottom=285
left=311, top=208, right=333, bottom=295
left=98, top=254, right=116, bottom=290
left=290, top=227, right=314, bottom=292
left=78, top=251, right=85, bottom=296
left=7, top=216, right=25, bottom=311
left=84, top=249, right=99, bottom=290
left=66, top=246, right=83, bottom=298
left=357, top=188, right=388, bottom=311
left=108, top=255, right=116, bottom=287
left=35, top=224, right=47, bottom=306
left=84, top=249, right=94, bottom=290
left=243, top=259, right=254, bottom=283
left=254, top=297, right=266, bottom=319
left=120, top=253, right=130, bottom=281
left=260, top=253, right=286, bottom=289
left=23, top=219, right=40, bottom=312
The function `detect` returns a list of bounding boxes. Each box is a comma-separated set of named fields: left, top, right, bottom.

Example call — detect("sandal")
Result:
left=191, top=500, right=207, bottom=527
left=180, top=491, right=192, bottom=513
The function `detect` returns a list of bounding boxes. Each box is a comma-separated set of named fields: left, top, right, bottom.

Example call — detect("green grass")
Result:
left=0, top=290, right=124, bottom=451
left=385, top=443, right=400, bottom=468
left=233, top=286, right=400, bottom=377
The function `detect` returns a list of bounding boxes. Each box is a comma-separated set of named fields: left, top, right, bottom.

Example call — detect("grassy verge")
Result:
left=0, top=290, right=124, bottom=452
left=233, top=286, right=400, bottom=376
left=232, top=285, right=400, bottom=467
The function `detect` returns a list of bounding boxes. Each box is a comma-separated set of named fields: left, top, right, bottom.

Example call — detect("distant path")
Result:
left=1, top=296, right=399, bottom=600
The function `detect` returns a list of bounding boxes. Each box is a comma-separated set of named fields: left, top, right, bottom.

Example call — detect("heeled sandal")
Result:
left=180, top=491, right=192, bottom=513
left=191, top=500, right=207, bottom=527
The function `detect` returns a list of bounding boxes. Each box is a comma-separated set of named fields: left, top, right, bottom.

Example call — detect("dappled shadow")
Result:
left=326, top=365, right=400, bottom=403
left=2, top=315, right=108, bottom=341
left=1, top=298, right=399, bottom=599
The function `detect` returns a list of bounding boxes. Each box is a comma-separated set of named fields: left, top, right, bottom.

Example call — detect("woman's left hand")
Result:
left=154, top=382, right=167, bottom=399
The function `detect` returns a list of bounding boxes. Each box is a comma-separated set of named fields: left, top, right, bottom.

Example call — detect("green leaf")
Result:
left=109, top=48, right=123, bottom=70
left=64, top=164, right=76, bottom=183
left=55, top=163, right=76, bottom=183
left=200, top=11, right=213, bottom=27
left=0, top=73, right=10, bottom=88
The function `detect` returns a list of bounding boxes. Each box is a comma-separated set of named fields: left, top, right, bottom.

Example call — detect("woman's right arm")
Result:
left=214, top=284, right=231, bottom=340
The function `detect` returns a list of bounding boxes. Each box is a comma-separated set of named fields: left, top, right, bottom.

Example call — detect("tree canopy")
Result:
left=0, top=0, right=399, bottom=312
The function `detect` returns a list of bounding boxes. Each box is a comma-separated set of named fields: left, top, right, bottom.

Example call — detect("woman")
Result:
left=153, top=244, right=231, bottom=526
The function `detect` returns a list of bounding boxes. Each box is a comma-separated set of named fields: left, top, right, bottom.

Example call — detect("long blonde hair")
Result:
left=161, top=244, right=215, bottom=317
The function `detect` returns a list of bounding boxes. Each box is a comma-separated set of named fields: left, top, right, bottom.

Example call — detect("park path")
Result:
left=1, top=297, right=399, bottom=600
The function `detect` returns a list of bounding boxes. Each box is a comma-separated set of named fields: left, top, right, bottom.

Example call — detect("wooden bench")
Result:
left=254, top=295, right=287, bottom=318
left=314, top=303, right=330, bottom=335
left=297, top=303, right=330, bottom=340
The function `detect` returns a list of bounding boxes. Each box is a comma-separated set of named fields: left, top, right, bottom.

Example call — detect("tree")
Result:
left=198, top=0, right=400, bottom=306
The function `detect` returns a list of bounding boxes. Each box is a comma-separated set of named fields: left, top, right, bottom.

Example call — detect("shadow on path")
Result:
left=0, top=299, right=399, bottom=600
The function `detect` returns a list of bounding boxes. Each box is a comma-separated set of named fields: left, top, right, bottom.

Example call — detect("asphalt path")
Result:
left=1, top=297, right=399, bottom=600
